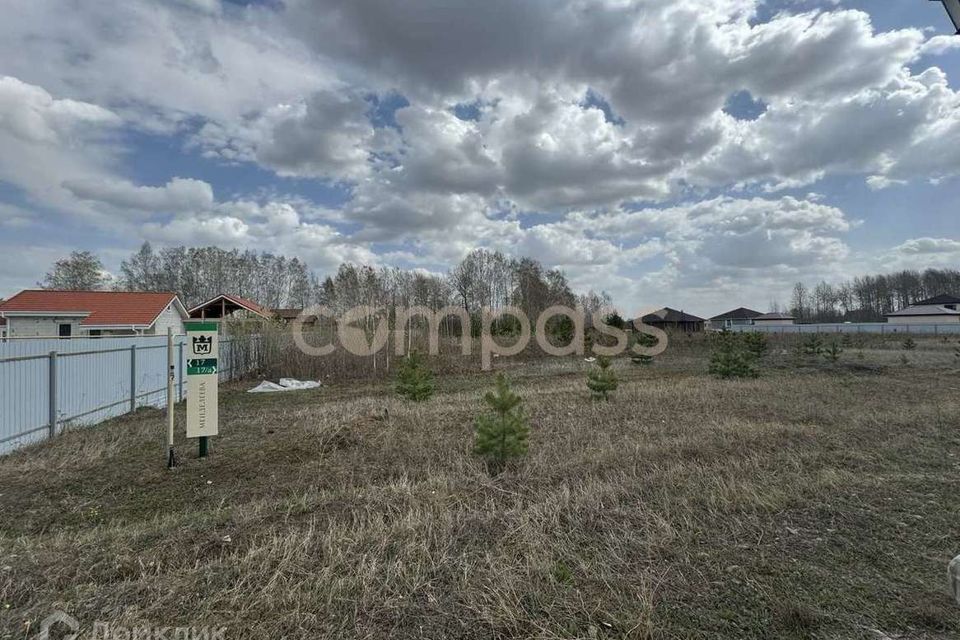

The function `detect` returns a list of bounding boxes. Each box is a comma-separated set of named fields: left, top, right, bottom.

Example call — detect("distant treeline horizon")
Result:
left=784, top=269, right=960, bottom=323
left=27, top=244, right=960, bottom=323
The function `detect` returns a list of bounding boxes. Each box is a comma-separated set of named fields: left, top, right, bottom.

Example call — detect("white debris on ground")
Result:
left=247, top=378, right=323, bottom=393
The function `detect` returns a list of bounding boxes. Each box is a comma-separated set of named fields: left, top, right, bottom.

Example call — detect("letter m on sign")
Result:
left=192, top=335, right=212, bottom=355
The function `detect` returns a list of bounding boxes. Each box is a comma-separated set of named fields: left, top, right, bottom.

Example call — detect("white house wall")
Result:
left=888, top=315, right=960, bottom=325
left=7, top=316, right=84, bottom=337
left=149, top=303, right=186, bottom=335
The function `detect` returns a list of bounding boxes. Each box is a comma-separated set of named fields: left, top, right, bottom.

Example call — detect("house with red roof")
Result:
left=0, top=290, right=188, bottom=338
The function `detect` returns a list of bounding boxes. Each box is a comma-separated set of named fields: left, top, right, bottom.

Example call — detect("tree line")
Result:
left=786, top=268, right=960, bottom=323
left=37, top=245, right=612, bottom=322
left=39, top=246, right=957, bottom=325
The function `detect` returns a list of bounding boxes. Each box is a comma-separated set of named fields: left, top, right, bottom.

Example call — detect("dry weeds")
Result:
left=1, top=338, right=959, bottom=639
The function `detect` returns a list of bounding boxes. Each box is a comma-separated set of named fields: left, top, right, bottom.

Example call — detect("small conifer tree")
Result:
left=395, top=352, right=435, bottom=402
left=709, top=330, right=758, bottom=379
left=823, top=339, right=843, bottom=364
left=631, top=332, right=658, bottom=365
left=587, top=355, right=619, bottom=400
left=791, top=338, right=806, bottom=366
left=803, top=334, right=824, bottom=357
left=473, top=374, right=530, bottom=473
left=743, top=332, right=768, bottom=361
left=901, top=336, right=917, bottom=351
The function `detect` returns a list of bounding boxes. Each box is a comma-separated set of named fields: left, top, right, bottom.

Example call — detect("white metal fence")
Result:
left=0, top=335, right=257, bottom=455
left=728, top=322, right=960, bottom=335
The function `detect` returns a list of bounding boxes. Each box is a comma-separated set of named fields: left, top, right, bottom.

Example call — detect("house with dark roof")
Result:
left=0, top=290, right=187, bottom=338
left=188, top=294, right=276, bottom=322
left=885, top=294, right=960, bottom=325
left=708, top=307, right=763, bottom=330
left=638, top=308, right=705, bottom=333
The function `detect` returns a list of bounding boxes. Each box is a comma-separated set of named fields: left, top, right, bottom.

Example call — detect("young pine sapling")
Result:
left=823, top=339, right=843, bottom=364
left=743, top=332, right=769, bottom=361
left=473, top=373, right=530, bottom=474
left=709, top=330, right=758, bottom=379
left=587, top=355, right=619, bottom=400
left=631, top=332, right=658, bottom=365
left=395, top=352, right=435, bottom=402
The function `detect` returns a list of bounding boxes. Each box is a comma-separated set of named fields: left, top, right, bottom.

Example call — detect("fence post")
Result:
left=129, top=343, right=137, bottom=413
left=48, top=351, right=58, bottom=439
left=178, top=340, right=184, bottom=401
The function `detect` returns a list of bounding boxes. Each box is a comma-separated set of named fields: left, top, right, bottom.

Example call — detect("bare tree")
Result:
left=41, top=251, right=109, bottom=290
left=790, top=282, right=809, bottom=322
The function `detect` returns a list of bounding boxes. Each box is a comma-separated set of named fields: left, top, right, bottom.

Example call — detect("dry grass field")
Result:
left=2, top=335, right=960, bottom=639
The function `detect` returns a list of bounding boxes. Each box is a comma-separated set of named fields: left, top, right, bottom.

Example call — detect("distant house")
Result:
left=272, top=308, right=321, bottom=327
left=273, top=308, right=301, bottom=322
left=885, top=294, right=960, bottom=325
left=188, top=294, right=275, bottom=322
left=639, top=308, right=705, bottom=333
left=709, top=307, right=763, bottom=330
left=753, top=312, right=795, bottom=327
left=0, top=290, right=187, bottom=338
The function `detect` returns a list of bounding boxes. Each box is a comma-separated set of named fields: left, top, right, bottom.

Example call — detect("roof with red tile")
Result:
left=188, top=294, right=275, bottom=319
left=0, top=290, right=184, bottom=327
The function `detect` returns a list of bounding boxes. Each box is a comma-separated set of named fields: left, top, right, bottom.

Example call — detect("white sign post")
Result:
left=185, top=322, right=219, bottom=457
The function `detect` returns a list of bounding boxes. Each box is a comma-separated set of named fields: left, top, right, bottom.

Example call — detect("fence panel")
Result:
left=729, top=323, right=960, bottom=335
left=0, top=353, right=50, bottom=449
left=0, top=334, right=259, bottom=455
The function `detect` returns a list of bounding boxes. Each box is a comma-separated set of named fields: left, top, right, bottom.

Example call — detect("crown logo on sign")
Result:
left=192, top=335, right=212, bottom=355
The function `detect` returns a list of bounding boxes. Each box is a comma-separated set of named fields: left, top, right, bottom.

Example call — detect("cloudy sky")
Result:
left=1, top=0, right=959, bottom=315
